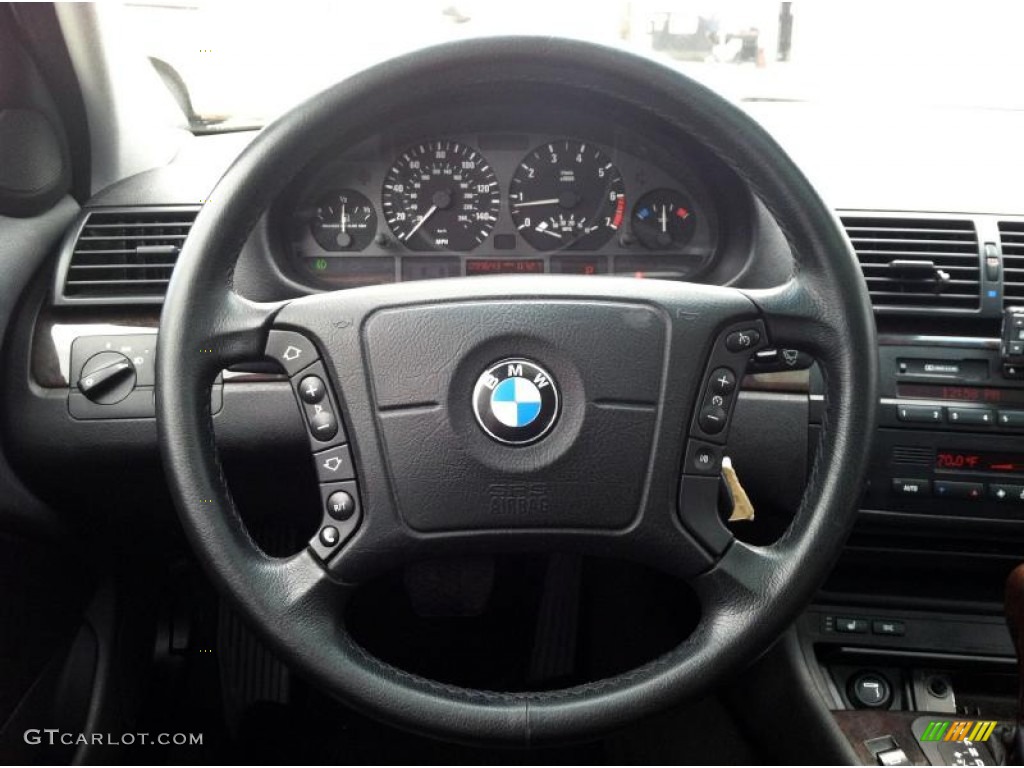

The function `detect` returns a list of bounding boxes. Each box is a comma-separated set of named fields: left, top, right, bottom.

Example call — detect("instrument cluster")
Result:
left=282, top=131, right=727, bottom=289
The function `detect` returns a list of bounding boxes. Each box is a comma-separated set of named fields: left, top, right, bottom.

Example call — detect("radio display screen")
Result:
left=936, top=450, right=1024, bottom=473
left=898, top=383, right=1024, bottom=406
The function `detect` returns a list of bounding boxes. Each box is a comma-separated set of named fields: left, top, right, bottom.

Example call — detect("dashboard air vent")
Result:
left=58, top=207, right=199, bottom=303
left=1000, top=221, right=1024, bottom=308
left=841, top=216, right=980, bottom=311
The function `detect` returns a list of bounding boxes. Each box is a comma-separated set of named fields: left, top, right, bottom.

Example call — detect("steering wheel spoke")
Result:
left=172, top=288, right=286, bottom=380
left=744, top=269, right=857, bottom=367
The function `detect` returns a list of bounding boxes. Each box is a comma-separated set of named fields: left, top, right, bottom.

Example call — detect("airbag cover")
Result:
left=363, top=300, right=666, bottom=531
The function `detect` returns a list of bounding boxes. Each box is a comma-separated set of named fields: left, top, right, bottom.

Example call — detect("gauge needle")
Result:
left=660, top=204, right=668, bottom=233
left=339, top=203, right=347, bottom=233
left=403, top=204, right=437, bottom=241
left=513, top=198, right=560, bottom=208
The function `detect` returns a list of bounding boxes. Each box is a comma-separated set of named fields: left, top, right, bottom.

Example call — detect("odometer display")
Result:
left=382, top=141, right=499, bottom=251
left=466, top=258, right=544, bottom=275
left=509, top=140, right=625, bottom=251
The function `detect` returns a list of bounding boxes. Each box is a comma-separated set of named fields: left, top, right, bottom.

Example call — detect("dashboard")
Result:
left=8, top=23, right=1024, bottom=762
left=272, top=106, right=751, bottom=291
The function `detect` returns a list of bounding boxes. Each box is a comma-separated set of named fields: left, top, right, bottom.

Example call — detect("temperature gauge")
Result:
left=631, top=189, right=697, bottom=250
left=310, top=190, right=377, bottom=251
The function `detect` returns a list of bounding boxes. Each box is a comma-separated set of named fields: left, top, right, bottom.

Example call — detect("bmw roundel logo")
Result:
left=473, top=359, right=560, bottom=445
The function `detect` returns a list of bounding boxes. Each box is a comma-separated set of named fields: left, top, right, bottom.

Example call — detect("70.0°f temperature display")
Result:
left=936, top=450, right=1024, bottom=474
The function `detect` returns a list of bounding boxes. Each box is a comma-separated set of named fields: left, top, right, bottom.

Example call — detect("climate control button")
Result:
left=892, top=478, right=930, bottom=497
left=934, top=480, right=984, bottom=500
left=990, top=484, right=1024, bottom=503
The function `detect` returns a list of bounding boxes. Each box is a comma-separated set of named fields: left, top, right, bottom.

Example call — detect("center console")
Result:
left=803, top=316, right=1024, bottom=765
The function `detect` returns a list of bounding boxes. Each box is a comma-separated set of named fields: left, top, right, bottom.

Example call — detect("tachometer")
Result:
left=509, top=140, right=625, bottom=251
left=382, top=141, right=499, bottom=251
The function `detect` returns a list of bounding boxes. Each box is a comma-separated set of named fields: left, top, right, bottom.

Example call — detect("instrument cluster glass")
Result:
left=286, top=132, right=722, bottom=289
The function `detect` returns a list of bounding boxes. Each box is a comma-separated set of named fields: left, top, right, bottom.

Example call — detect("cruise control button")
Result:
left=319, top=526, right=340, bottom=547
left=307, top=404, right=338, bottom=441
left=298, top=375, right=327, bottom=404
left=699, top=405, right=728, bottom=434
left=326, top=491, right=356, bottom=521
left=315, top=445, right=355, bottom=483
left=709, top=367, right=736, bottom=396
left=266, top=330, right=318, bottom=376
left=725, top=329, right=760, bottom=352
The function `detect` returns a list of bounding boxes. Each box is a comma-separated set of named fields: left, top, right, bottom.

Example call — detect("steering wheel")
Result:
left=156, top=38, right=876, bottom=745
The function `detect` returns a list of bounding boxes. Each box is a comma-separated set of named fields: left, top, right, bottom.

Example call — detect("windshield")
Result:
left=108, top=0, right=1024, bottom=130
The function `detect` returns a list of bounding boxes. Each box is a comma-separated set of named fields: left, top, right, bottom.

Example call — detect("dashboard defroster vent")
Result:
left=1000, top=221, right=1024, bottom=308
left=841, top=215, right=981, bottom=313
left=56, top=207, right=200, bottom=305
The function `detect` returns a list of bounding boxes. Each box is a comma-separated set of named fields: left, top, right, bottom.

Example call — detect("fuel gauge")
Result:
left=311, top=190, right=377, bottom=251
left=631, top=189, right=697, bottom=250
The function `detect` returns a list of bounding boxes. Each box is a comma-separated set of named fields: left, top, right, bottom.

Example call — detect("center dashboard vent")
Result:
left=1000, top=220, right=1024, bottom=308
left=840, top=215, right=980, bottom=312
left=56, top=207, right=199, bottom=304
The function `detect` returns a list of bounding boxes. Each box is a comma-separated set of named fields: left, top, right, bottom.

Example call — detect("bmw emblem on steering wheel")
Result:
left=473, top=359, right=560, bottom=445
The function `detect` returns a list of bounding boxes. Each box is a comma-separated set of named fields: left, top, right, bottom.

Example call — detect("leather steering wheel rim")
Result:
left=156, top=37, right=877, bottom=745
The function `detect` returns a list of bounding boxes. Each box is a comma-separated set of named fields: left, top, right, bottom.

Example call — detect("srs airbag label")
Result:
left=487, top=482, right=549, bottom=514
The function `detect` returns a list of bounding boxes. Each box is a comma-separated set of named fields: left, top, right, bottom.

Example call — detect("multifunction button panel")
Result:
left=264, top=330, right=362, bottom=562
left=678, top=320, right=768, bottom=553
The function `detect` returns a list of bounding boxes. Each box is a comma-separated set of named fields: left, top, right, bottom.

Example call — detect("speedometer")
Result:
left=381, top=141, right=500, bottom=251
left=509, top=140, right=625, bottom=251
